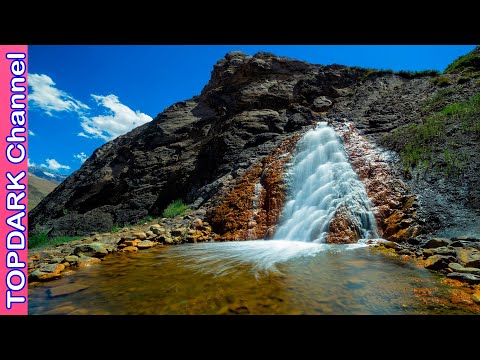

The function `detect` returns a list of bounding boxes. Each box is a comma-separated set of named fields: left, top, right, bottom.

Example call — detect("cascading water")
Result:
left=274, top=122, right=378, bottom=243
left=171, top=122, right=379, bottom=276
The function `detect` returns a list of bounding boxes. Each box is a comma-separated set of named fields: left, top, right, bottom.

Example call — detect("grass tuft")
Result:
left=162, top=200, right=189, bottom=218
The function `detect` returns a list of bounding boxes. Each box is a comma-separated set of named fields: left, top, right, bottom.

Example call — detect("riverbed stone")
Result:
left=137, top=240, right=156, bottom=249
left=124, top=239, right=141, bottom=247
left=73, top=243, right=108, bottom=258
left=64, top=255, right=79, bottom=264
left=448, top=263, right=480, bottom=275
left=425, top=255, right=455, bottom=270
left=424, top=238, right=451, bottom=248
left=40, top=263, right=65, bottom=273
left=423, top=246, right=456, bottom=257
left=132, top=232, right=147, bottom=240
left=47, top=283, right=89, bottom=298
left=29, top=269, right=63, bottom=281
left=122, top=246, right=138, bottom=253
left=447, top=272, right=480, bottom=285
left=76, top=256, right=102, bottom=268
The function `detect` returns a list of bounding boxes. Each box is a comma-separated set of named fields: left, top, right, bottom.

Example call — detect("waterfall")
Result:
left=273, top=122, right=378, bottom=243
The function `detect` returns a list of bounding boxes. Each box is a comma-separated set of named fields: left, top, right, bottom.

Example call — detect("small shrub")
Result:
left=396, top=69, right=440, bottom=79
left=431, top=76, right=451, bottom=87
left=111, top=225, right=123, bottom=233
left=421, top=88, right=455, bottom=112
left=162, top=200, right=189, bottom=218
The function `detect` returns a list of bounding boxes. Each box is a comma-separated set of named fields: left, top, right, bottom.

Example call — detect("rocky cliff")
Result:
left=30, top=48, right=480, bottom=241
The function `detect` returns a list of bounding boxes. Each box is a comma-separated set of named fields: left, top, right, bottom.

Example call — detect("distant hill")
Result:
left=28, top=165, right=67, bottom=183
left=29, top=173, right=60, bottom=211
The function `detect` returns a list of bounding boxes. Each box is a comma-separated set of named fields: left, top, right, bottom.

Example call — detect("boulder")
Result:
left=423, top=246, right=456, bottom=257
left=132, top=232, right=147, bottom=240
left=73, top=243, right=108, bottom=258
left=424, top=238, right=451, bottom=248
left=76, top=256, right=102, bottom=268
left=137, top=240, right=156, bottom=249
left=456, top=248, right=480, bottom=268
left=312, top=96, right=332, bottom=111
left=448, top=263, right=480, bottom=275
left=122, top=246, right=138, bottom=253
left=424, top=255, right=456, bottom=270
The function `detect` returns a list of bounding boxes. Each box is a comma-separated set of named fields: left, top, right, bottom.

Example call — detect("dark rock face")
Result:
left=30, top=49, right=480, bottom=239
left=30, top=52, right=363, bottom=236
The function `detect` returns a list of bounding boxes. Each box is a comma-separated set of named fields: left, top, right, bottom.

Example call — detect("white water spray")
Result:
left=274, top=122, right=377, bottom=242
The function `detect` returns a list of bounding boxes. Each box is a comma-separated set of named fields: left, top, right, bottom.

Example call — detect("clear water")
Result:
left=28, top=242, right=479, bottom=315
left=274, top=122, right=377, bottom=242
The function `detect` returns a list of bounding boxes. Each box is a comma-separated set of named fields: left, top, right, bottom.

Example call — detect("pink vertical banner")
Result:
left=0, top=45, right=28, bottom=315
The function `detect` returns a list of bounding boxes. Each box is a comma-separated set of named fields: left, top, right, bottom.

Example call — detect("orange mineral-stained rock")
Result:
left=333, top=122, right=421, bottom=242
left=325, top=206, right=361, bottom=244
left=209, top=135, right=301, bottom=241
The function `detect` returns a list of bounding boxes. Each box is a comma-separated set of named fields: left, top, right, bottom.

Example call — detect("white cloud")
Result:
left=41, top=158, right=71, bottom=172
left=78, top=132, right=90, bottom=138
left=29, top=73, right=89, bottom=116
left=73, top=152, right=88, bottom=163
left=28, top=158, right=36, bottom=167
left=79, top=94, right=152, bottom=141
left=29, top=130, right=35, bottom=136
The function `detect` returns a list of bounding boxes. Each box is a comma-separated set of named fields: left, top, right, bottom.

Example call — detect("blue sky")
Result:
left=28, top=45, right=476, bottom=175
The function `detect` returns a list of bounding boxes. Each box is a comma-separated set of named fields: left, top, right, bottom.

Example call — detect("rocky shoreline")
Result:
left=29, top=207, right=480, bottom=307
left=28, top=209, right=215, bottom=283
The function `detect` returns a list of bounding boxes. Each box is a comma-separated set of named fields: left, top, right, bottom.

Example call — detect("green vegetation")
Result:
left=421, top=88, right=455, bottom=112
left=111, top=225, right=123, bottom=233
left=382, top=93, right=480, bottom=177
left=29, top=232, right=82, bottom=249
left=444, top=46, right=480, bottom=74
left=431, top=76, right=451, bottom=87
left=162, top=199, right=189, bottom=218
left=396, top=69, right=440, bottom=79
left=360, top=69, right=393, bottom=82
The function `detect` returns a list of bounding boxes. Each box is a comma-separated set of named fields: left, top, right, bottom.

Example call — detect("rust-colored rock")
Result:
left=333, top=122, right=421, bottom=242
left=208, top=135, right=302, bottom=241
left=326, top=206, right=360, bottom=244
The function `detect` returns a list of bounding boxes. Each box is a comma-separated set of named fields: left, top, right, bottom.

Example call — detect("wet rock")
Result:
left=137, top=240, right=156, bottom=249
left=29, top=269, right=63, bottom=281
left=122, top=246, right=138, bottom=253
left=397, top=249, right=412, bottom=255
left=424, top=238, right=451, bottom=248
left=450, top=241, right=465, bottom=248
left=448, top=263, right=480, bottom=275
left=124, top=239, right=141, bottom=247
left=132, top=232, right=147, bottom=240
left=47, top=283, right=89, bottom=298
left=76, top=256, right=102, bottom=268
left=145, top=230, right=154, bottom=238
left=423, top=246, right=456, bottom=257
left=40, top=263, right=65, bottom=273
left=456, top=248, right=480, bottom=268
left=346, top=278, right=367, bottom=289
left=447, top=272, right=480, bottom=285
left=73, top=243, right=108, bottom=258
left=383, top=241, right=400, bottom=250
left=63, top=255, right=79, bottom=264
left=425, top=255, right=456, bottom=270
